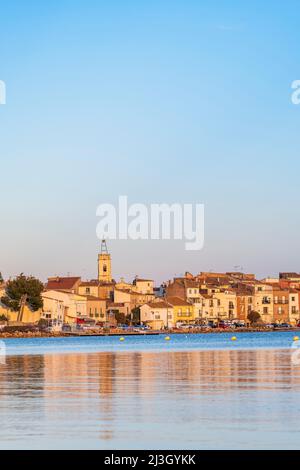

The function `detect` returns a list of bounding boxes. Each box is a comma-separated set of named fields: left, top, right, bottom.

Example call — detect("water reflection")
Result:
left=0, top=349, right=300, bottom=449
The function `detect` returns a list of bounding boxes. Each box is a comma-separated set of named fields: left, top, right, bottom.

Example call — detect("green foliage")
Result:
left=38, top=318, right=49, bottom=329
left=131, top=307, right=140, bottom=324
left=247, top=310, right=261, bottom=325
left=1, top=273, right=44, bottom=312
left=0, top=314, right=8, bottom=321
left=114, top=311, right=126, bottom=324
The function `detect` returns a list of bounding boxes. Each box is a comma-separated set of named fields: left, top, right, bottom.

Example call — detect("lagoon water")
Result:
left=0, top=332, right=300, bottom=449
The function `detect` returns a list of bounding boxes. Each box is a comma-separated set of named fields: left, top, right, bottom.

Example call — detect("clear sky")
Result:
left=0, top=0, right=300, bottom=284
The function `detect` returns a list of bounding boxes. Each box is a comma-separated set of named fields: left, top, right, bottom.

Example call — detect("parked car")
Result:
left=178, top=324, right=191, bottom=330
left=201, top=321, right=216, bottom=329
left=279, top=323, right=291, bottom=328
left=218, top=321, right=230, bottom=329
left=133, top=325, right=150, bottom=331
left=135, top=324, right=150, bottom=330
left=62, top=324, right=71, bottom=332
left=233, top=321, right=245, bottom=328
left=119, top=324, right=135, bottom=330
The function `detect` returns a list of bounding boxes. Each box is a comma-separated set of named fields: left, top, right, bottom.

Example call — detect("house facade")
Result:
left=140, top=301, right=174, bottom=329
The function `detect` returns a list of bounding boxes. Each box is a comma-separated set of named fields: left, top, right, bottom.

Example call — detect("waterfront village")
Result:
left=1, top=241, right=300, bottom=335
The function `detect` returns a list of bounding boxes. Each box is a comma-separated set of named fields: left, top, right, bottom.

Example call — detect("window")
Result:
left=103, top=265, right=107, bottom=272
left=86, top=288, right=90, bottom=294
left=209, top=300, right=213, bottom=307
left=248, top=297, right=252, bottom=304
left=263, top=307, right=268, bottom=314
left=155, top=315, right=160, bottom=320
left=292, top=297, right=296, bottom=302
left=292, top=306, right=297, bottom=314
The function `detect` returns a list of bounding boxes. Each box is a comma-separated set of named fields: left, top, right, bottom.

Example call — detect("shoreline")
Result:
left=0, top=327, right=299, bottom=340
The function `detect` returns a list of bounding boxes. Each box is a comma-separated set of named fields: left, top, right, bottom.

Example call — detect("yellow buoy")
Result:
left=120, top=337, right=125, bottom=341
left=231, top=336, right=237, bottom=341
left=165, top=336, right=171, bottom=341
left=294, top=336, right=299, bottom=341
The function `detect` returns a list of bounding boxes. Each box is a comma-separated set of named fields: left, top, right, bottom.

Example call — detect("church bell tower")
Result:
left=98, top=240, right=112, bottom=283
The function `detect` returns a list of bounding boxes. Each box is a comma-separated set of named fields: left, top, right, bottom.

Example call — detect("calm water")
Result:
left=0, top=332, right=300, bottom=449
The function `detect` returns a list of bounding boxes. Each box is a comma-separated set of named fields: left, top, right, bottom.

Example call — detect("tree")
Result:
left=247, top=310, right=261, bottom=325
left=131, top=307, right=140, bottom=324
left=113, top=310, right=126, bottom=325
left=0, top=272, right=3, bottom=284
left=1, top=274, right=44, bottom=312
left=38, top=318, right=49, bottom=329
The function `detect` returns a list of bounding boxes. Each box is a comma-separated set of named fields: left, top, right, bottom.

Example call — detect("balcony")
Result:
left=262, top=299, right=271, bottom=304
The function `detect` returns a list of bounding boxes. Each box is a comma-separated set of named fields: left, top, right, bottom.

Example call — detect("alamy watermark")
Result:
left=96, top=196, right=204, bottom=251
left=0, top=80, right=6, bottom=105
left=291, top=80, right=300, bottom=105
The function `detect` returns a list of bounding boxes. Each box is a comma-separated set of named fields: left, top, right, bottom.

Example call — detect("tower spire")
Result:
left=98, top=239, right=112, bottom=283
left=101, top=239, right=109, bottom=254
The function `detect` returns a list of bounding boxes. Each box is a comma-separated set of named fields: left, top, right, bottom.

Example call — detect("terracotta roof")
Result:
left=199, top=272, right=229, bottom=277
left=184, top=280, right=199, bottom=288
left=166, top=296, right=191, bottom=307
left=46, top=277, right=81, bottom=291
left=280, top=272, right=300, bottom=279
left=43, top=290, right=86, bottom=299
left=114, top=288, right=132, bottom=294
left=84, top=295, right=106, bottom=301
left=145, top=301, right=172, bottom=309
left=107, top=302, right=127, bottom=308
left=79, top=280, right=100, bottom=287
left=234, top=285, right=254, bottom=295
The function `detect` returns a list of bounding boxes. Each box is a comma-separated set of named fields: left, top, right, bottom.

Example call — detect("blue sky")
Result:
left=0, top=0, right=300, bottom=283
